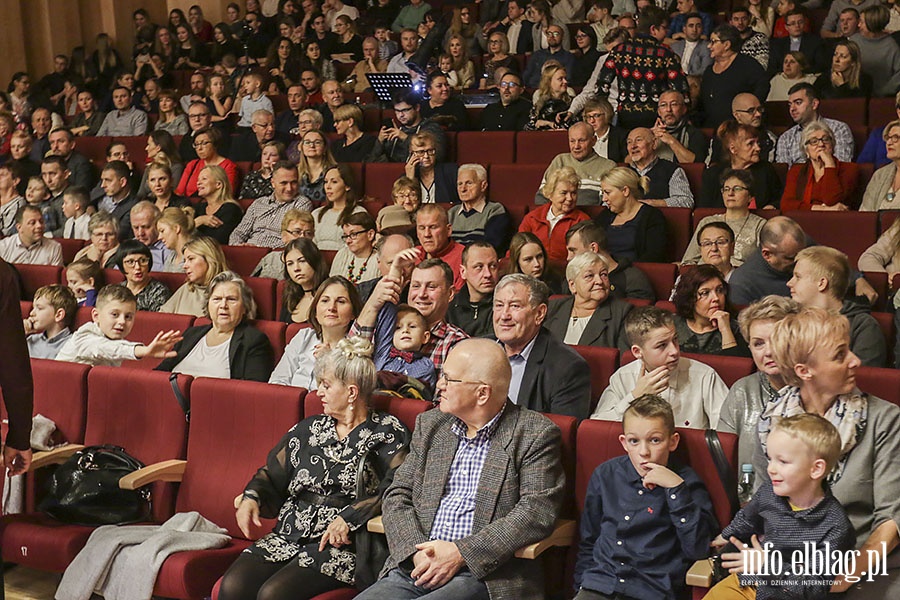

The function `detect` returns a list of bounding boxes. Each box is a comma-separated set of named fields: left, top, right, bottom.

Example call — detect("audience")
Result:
left=566, top=220, right=657, bottom=301
left=780, top=121, right=859, bottom=211
left=596, top=166, right=668, bottom=262
left=860, top=119, right=900, bottom=211
left=446, top=241, right=499, bottom=337
left=448, top=164, right=511, bottom=253
left=24, top=284, right=76, bottom=359
left=774, top=83, right=854, bottom=166
left=536, top=122, right=616, bottom=206
left=672, top=263, right=749, bottom=356
left=699, top=24, right=769, bottom=129
left=160, top=236, right=228, bottom=316
left=114, top=239, right=172, bottom=312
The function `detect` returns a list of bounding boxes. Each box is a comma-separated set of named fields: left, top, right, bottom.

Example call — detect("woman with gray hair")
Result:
left=780, top=120, right=859, bottom=211
left=543, top=251, right=632, bottom=351
left=861, top=119, right=900, bottom=211
left=156, top=270, right=274, bottom=380
left=220, top=337, right=410, bottom=600
left=72, top=211, right=120, bottom=268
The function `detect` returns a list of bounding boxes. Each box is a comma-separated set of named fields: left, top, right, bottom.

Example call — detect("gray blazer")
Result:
left=381, top=402, right=565, bottom=600
left=544, top=295, right=633, bottom=353
left=670, top=40, right=713, bottom=76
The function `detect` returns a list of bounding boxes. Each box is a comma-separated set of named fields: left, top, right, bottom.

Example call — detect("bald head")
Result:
left=452, top=338, right=511, bottom=404
left=759, top=216, right=807, bottom=273
left=376, top=233, right=415, bottom=276
left=732, top=93, right=764, bottom=127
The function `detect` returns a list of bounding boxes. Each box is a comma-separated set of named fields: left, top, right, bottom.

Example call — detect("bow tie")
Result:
left=388, top=347, right=415, bottom=363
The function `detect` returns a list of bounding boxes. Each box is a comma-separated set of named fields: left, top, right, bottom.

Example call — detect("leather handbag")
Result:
left=39, top=444, right=151, bottom=526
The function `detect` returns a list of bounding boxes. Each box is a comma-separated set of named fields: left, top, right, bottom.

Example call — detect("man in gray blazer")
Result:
left=357, top=338, right=565, bottom=600
left=669, top=14, right=712, bottom=76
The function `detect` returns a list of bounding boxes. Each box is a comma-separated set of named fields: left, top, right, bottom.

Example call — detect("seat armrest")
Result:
left=685, top=559, right=713, bottom=588
left=119, top=459, right=187, bottom=489
left=30, top=444, right=84, bottom=470
left=365, top=516, right=575, bottom=559
left=514, top=519, right=576, bottom=559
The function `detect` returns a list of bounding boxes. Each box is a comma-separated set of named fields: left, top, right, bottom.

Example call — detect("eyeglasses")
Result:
left=252, top=122, right=274, bottom=129
left=584, top=112, right=605, bottom=121
left=411, top=148, right=436, bottom=157
left=708, top=38, right=724, bottom=45
left=341, top=229, right=372, bottom=241
left=575, top=33, right=589, bottom=39
left=123, top=257, right=151, bottom=267
left=437, top=369, right=486, bottom=386
left=302, top=139, right=324, bottom=147
left=886, top=134, right=900, bottom=144
left=188, top=113, right=210, bottom=120
left=286, top=228, right=315, bottom=238
left=721, top=185, right=748, bottom=194
left=193, top=140, right=212, bottom=148
left=804, top=136, right=833, bottom=146
left=734, top=106, right=764, bottom=115
left=697, top=285, right=726, bottom=299
left=546, top=31, right=562, bottom=38
left=489, top=39, right=502, bottom=44
left=394, top=106, right=415, bottom=114
left=499, top=81, right=520, bottom=89
left=699, top=238, right=731, bottom=248
left=394, top=191, right=416, bottom=199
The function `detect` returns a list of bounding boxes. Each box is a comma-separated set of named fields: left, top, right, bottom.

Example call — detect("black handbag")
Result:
left=353, top=449, right=390, bottom=590
left=39, top=444, right=152, bottom=526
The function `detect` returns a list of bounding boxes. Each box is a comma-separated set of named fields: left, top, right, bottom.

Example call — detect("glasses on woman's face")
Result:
left=193, top=140, right=212, bottom=148
left=885, top=134, right=900, bottom=144
left=411, top=148, right=436, bottom=157
left=302, top=139, right=324, bottom=147
left=286, top=227, right=315, bottom=238
left=721, top=185, right=748, bottom=194
left=804, top=136, right=833, bottom=147
left=124, top=257, right=151, bottom=267
left=699, top=238, right=731, bottom=248
left=340, top=228, right=371, bottom=241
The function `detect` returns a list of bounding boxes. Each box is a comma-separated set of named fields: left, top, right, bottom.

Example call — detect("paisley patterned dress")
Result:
left=242, top=411, right=409, bottom=585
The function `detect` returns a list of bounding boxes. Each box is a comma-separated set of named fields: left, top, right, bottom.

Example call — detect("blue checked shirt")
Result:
left=429, top=407, right=505, bottom=542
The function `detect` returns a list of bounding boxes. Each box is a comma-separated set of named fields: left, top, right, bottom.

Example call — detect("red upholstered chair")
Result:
left=56, top=238, right=86, bottom=264
left=785, top=210, right=878, bottom=265
left=819, top=98, right=868, bottom=127
left=363, top=163, right=406, bottom=203
left=881, top=210, right=900, bottom=235
left=121, top=311, right=196, bottom=369
left=221, top=246, right=271, bottom=278
left=0, top=368, right=192, bottom=573
left=633, top=262, right=677, bottom=302
left=515, top=130, right=569, bottom=163
left=19, top=300, right=31, bottom=318
left=869, top=97, right=896, bottom=127
left=304, top=391, right=431, bottom=432
left=153, top=271, right=187, bottom=292
left=571, top=345, right=619, bottom=412
left=871, top=312, right=896, bottom=366
left=75, top=136, right=113, bottom=169
left=862, top=271, right=889, bottom=312
left=286, top=322, right=313, bottom=344
left=681, top=162, right=706, bottom=198
left=12, top=264, right=62, bottom=299
left=764, top=101, right=791, bottom=127
left=856, top=366, right=900, bottom=407
left=134, top=378, right=305, bottom=600
left=246, top=276, right=277, bottom=321
left=489, top=164, right=546, bottom=211
left=659, top=207, right=692, bottom=262
left=457, top=131, right=515, bottom=164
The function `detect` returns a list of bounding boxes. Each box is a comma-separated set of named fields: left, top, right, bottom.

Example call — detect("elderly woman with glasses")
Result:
left=73, top=211, right=120, bottom=268
left=114, top=239, right=172, bottom=312
left=699, top=24, right=770, bottom=128
left=861, top=119, right=900, bottom=211
left=479, top=32, right=517, bottom=90
left=781, top=121, right=859, bottom=211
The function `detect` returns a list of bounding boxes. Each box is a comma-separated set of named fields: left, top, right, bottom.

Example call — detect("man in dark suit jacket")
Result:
left=229, top=109, right=289, bottom=163
left=359, top=338, right=564, bottom=600
left=493, top=0, right=534, bottom=54
left=768, top=10, right=827, bottom=75
left=492, top=273, right=592, bottom=418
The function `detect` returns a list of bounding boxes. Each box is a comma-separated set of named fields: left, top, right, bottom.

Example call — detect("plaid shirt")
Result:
left=350, top=316, right=467, bottom=372
left=774, top=118, right=854, bottom=166
left=429, top=406, right=505, bottom=542
left=228, top=193, right=312, bottom=248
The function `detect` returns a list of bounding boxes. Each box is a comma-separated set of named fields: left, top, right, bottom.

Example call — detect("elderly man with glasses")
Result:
left=231, top=109, right=289, bottom=162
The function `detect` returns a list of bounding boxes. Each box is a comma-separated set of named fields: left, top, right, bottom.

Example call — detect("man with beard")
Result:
left=652, top=90, right=708, bottom=163
left=479, top=72, right=531, bottom=131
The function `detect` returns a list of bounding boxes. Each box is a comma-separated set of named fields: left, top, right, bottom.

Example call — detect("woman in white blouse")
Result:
left=269, top=276, right=362, bottom=390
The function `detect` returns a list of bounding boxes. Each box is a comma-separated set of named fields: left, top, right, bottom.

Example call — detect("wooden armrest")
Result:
left=365, top=516, right=575, bottom=560
left=30, top=444, right=84, bottom=470
left=685, top=559, right=713, bottom=588
left=514, top=519, right=576, bottom=559
left=119, top=459, right=187, bottom=490
left=367, top=515, right=384, bottom=533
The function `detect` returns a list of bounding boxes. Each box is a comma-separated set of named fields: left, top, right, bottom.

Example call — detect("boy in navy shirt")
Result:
left=575, top=394, right=717, bottom=599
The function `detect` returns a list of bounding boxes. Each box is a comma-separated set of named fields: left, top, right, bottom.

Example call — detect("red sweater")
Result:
left=780, top=161, right=859, bottom=212
left=518, top=204, right=591, bottom=263
left=176, top=158, right=239, bottom=198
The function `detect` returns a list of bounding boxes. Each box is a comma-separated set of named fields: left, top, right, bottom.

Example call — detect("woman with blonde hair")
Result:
left=859, top=217, right=900, bottom=277
left=331, top=15, right=364, bottom=63
left=444, top=5, right=479, bottom=55
left=525, top=62, right=573, bottom=130
left=860, top=119, right=900, bottom=211
left=519, top=166, right=589, bottom=263
left=596, top=166, right=668, bottom=262
left=157, top=206, right=197, bottom=272
left=444, top=34, right=475, bottom=90
left=298, top=130, right=337, bottom=204
left=814, top=40, right=872, bottom=99
left=194, top=164, right=243, bottom=245
left=479, top=31, right=517, bottom=90
left=160, top=236, right=229, bottom=316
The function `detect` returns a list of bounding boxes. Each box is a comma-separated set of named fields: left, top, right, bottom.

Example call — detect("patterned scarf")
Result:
left=758, top=386, right=868, bottom=484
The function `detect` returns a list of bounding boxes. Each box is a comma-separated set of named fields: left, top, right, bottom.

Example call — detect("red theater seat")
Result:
left=786, top=210, right=878, bottom=265
left=869, top=97, right=896, bottom=127
left=153, top=271, right=188, bottom=292
left=363, top=162, right=406, bottom=203
left=304, top=392, right=430, bottom=433
left=122, top=312, right=196, bottom=369
left=856, top=367, right=900, bottom=407
left=56, top=238, right=86, bottom=264
left=621, top=350, right=754, bottom=387
left=148, top=378, right=305, bottom=600
left=286, top=322, right=313, bottom=344
left=75, top=136, right=113, bottom=169
left=633, top=262, right=677, bottom=302
left=489, top=164, right=546, bottom=210
left=221, top=245, right=270, bottom=278
left=682, top=162, right=705, bottom=198
left=571, top=345, right=619, bottom=412
left=0, top=368, right=192, bottom=573
left=246, top=277, right=277, bottom=321
left=12, top=264, right=62, bottom=299
left=659, top=207, right=693, bottom=262
left=819, top=98, right=867, bottom=127
left=515, top=130, right=569, bottom=164
left=457, top=131, right=515, bottom=164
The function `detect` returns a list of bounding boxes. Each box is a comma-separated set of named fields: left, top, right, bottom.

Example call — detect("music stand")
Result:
left=366, top=73, right=414, bottom=104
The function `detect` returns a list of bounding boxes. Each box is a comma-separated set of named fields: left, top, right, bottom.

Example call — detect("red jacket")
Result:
left=780, top=161, right=859, bottom=212
left=518, top=204, right=591, bottom=263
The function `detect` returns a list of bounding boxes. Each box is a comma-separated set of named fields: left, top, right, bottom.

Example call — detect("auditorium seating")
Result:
left=785, top=210, right=878, bottom=265
left=572, top=345, right=619, bottom=412
left=515, top=130, right=569, bottom=164
left=124, top=377, right=306, bottom=600
left=220, top=245, right=270, bottom=278
left=13, top=264, right=61, bottom=299
left=856, top=366, right=900, bottom=407
left=634, top=262, right=678, bottom=302
left=457, top=131, right=515, bottom=164
left=0, top=368, right=192, bottom=572
left=659, top=207, right=692, bottom=262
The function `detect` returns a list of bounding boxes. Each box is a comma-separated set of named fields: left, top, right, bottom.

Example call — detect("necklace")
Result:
left=346, top=252, right=372, bottom=283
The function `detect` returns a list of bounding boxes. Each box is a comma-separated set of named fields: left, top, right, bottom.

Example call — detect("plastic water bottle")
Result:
left=738, top=464, right=754, bottom=506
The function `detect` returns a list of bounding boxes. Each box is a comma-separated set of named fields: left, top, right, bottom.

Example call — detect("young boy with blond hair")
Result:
left=234, top=72, right=274, bottom=128
left=575, top=394, right=717, bottom=600
left=24, top=284, right=77, bottom=359
left=56, top=285, right=182, bottom=366
left=707, top=413, right=854, bottom=599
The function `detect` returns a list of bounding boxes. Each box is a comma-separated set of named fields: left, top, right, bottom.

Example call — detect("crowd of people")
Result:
left=3, top=0, right=900, bottom=599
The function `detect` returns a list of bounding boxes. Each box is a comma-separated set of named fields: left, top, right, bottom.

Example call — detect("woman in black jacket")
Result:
left=156, top=271, right=275, bottom=381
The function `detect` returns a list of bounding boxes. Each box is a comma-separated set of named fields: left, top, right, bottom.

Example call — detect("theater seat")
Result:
left=245, top=277, right=277, bottom=321
left=140, top=378, right=305, bottom=599
left=221, top=246, right=271, bottom=278
left=571, top=345, right=619, bottom=412
left=363, top=163, right=405, bottom=203
left=489, top=164, right=546, bottom=211
left=871, top=312, right=896, bottom=365
left=304, top=391, right=431, bottom=432
left=12, top=264, right=62, bottom=300
left=862, top=271, right=889, bottom=312
left=786, top=210, right=878, bottom=265
left=55, top=238, right=85, bottom=264
left=681, top=163, right=705, bottom=198
left=819, top=98, right=868, bottom=128
left=286, top=322, right=313, bottom=344
left=122, top=312, right=196, bottom=369
left=659, top=207, right=692, bottom=262
left=193, top=317, right=285, bottom=363
left=515, top=131, right=569, bottom=164
left=869, top=97, right=896, bottom=128
left=0, top=368, right=192, bottom=573
left=856, top=366, right=900, bottom=407
left=457, top=131, right=515, bottom=164
left=621, top=350, right=754, bottom=387
left=153, top=271, right=187, bottom=293
left=633, top=262, right=677, bottom=301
